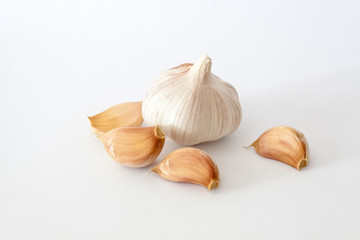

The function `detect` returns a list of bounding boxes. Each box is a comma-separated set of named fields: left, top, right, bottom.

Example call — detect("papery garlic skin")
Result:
left=249, top=126, right=309, bottom=170
left=88, top=102, right=143, bottom=135
left=99, top=126, right=165, bottom=168
left=151, top=148, right=220, bottom=191
left=142, top=54, right=241, bottom=145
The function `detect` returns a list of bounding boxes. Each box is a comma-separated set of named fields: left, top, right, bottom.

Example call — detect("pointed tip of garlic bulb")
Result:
left=249, top=126, right=309, bottom=170
left=88, top=102, right=143, bottom=135
left=142, top=54, right=242, bottom=145
left=190, top=53, right=212, bottom=82
left=197, top=53, right=212, bottom=67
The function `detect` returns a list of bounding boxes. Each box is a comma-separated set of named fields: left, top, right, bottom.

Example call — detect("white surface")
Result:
left=1, top=0, right=360, bottom=239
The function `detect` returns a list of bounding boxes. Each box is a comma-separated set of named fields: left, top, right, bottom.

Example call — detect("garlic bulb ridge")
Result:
left=142, top=54, right=242, bottom=145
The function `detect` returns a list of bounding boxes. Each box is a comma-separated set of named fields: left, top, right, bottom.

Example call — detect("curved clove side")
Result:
left=151, top=148, right=220, bottom=191
left=100, top=126, right=165, bottom=168
left=88, top=101, right=143, bottom=135
left=248, top=126, right=309, bottom=170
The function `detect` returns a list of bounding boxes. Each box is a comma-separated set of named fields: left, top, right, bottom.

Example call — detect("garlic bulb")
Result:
left=142, top=54, right=242, bottom=145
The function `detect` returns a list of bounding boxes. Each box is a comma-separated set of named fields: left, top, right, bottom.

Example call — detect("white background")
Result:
left=1, top=0, right=360, bottom=239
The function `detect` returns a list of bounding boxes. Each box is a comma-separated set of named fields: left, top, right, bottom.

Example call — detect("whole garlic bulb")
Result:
left=142, top=54, right=242, bottom=145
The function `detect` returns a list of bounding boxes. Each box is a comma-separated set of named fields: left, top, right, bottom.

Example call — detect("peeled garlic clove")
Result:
left=249, top=126, right=309, bottom=170
left=88, top=102, right=143, bottom=135
left=99, top=126, right=165, bottom=168
left=142, top=54, right=242, bottom=145
left=151, top=148, right=220, bottom=191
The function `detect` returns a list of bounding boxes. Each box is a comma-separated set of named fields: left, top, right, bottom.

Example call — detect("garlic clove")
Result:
left=151, top=148, right=220, bottom=191
left=99, top=126, right=165, bottom=168
left=248, top=126, right=309, bottom=170
left=88, top=102, right=143, bottom=135
left=142, top=54, right=242, bottom=145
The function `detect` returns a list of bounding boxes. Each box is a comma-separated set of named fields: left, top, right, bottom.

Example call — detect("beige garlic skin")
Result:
left=151, top=148, right=220, bottom=191
left=142, top=54, right=242, bottom=145
left=88, top=102, right=143, bottom=135
left=99, top=126, right=165, bottom=168
left=249, top=126, right=309, bottom=170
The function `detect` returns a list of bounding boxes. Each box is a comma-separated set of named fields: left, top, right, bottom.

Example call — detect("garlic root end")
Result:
left=154, top=126, right=165, bottom=140
left=297, top=158, right=308, bottom=170
left=208, top=179, right=220, bottom=191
